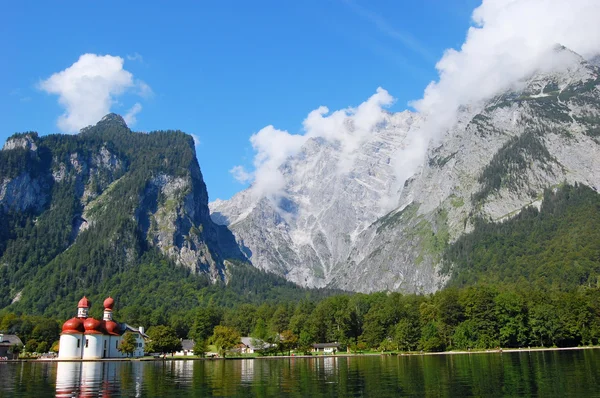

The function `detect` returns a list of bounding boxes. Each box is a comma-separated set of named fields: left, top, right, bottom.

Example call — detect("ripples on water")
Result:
left=1, top=350, right=599, bottom=397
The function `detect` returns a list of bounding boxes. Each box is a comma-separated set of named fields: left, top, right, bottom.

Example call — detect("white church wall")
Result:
left=58, top=334, right=83, bottom=360
left=82, top=335, right=103, bottom=359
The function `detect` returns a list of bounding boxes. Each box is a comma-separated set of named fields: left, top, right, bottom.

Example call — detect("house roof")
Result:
left=122, top=323, right=149, bottom=339
left=181, top=339, right=195, bottom=351
left=312, top=343, right=339, bottom=348
left=241, top=337, right=271, bottom=350
left=0, top=334, right=23, bottom=346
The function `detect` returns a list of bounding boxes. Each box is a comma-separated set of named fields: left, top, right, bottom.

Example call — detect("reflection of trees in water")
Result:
left=0, top=352, right=598, bottom=396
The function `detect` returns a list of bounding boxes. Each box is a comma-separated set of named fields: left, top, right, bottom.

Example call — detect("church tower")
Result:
left=77, top=296, right=90, bottom=318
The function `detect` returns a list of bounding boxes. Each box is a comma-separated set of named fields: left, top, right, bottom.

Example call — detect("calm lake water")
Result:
left=1, top=350, right=599, bottom=397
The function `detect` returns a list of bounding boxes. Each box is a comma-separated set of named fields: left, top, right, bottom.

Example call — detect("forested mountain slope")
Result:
left=0, top=115, right=319, bottom=320
left=444, top=183, right=600, bottom=289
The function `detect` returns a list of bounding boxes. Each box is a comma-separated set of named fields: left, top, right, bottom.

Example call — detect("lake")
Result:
left=1, top=349, right=599, bottom=397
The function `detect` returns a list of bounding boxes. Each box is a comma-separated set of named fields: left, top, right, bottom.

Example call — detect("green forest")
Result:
left=445, top=183, right=600, bottom=289
left=2, top=283, right=599, bottom=355
left=0, top=115, right=248, bottom=315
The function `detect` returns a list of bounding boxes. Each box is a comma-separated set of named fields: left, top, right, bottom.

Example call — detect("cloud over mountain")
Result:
left=233, top=0, right=600, bottom=205
left=39, top=53, right=150, bottom=133
left=394, top=0, right=600, bottom=189
left=232, top=88, right=394, bottom=199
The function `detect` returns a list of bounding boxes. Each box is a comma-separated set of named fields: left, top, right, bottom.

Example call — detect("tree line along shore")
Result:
left=2, top=283, right=600, bottom=358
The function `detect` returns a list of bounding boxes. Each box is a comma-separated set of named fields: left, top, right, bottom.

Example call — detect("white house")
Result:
left=0, top=334, right=23, bottom=359
left=58, top=296, right=148, bottom=359
left=239, top=337, right=272, bottom=354
left=174, top=339, right=195, bottom=356
left=312, top=343, right=339, bottom=354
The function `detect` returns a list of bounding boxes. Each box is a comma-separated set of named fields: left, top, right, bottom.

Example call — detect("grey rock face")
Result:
left=2, top=134, right=38, bottom=151
left=213, top=47, right=600, bottom=293
left=0, top=172, right=48, bottom=212
left=211, top=111, right=421, bottom=287
left=134, top=167, right=244, bottom=283
left=1, top=115, right=245, bottom=283
left=0, top=134, right=49, bottom=212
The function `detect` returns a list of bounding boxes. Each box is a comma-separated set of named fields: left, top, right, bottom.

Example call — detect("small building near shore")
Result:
left=239, top=337, right=272, bottom=354
left=0, top=334, right=23, bottom=359
left=312, top=343, right=339, bottom=354
left=58, top=296, right=148, bottom=360
left=175, top=339, right=195, bottom=356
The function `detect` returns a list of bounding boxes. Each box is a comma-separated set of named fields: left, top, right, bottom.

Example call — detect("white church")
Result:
left=58, top=296, right=148, bottom=359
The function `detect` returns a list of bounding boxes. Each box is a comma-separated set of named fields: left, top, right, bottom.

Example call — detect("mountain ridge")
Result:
left=212, top=47, right=600, bottom=293
left=0, top=115, right=250, bottom=314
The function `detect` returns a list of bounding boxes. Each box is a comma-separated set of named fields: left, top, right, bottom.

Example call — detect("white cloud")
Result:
left=136, top=80, right=153, bottom=98
left=233, top=0, right=600, bottom=206
left=248, top=125, right=309, bottom=197
left=391, top=0, right=600, bottom=194
left=127, top=52, right=144, bottom=62
left=39, top=53, right=151, bottom=133
left=230, top=165, right=253, bottom=184
left=9, top=88, right=31, bottom=102
left=190, top=134, right=201, bottom=146
left=414, top=0, right=600, bottom=119
left=123, top=102, right=142, bottom=126
left=304, top=87, right=394, bottom=171
left=234, top=88, right=394, bottom=199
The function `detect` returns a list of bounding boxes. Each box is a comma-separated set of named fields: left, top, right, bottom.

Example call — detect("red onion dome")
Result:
left=104, top=320, right=121, bottom=336
left=103, top=297, right=114, bottom=310
left=62, top=317, right=85, bottom=334
left=78, top=296, right=91, bottom=308
left=84, top=317, right=105, bottom=334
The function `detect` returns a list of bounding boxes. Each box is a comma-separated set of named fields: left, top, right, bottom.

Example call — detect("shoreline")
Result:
left=2, top=345, right=599, bottom=363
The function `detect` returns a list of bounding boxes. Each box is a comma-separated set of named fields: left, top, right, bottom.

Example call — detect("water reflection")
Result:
left=241, top=359, right=254, bottom=383
left=56, top=361, right=144, bottom=397
left=0, top=350, right=599, bottom=397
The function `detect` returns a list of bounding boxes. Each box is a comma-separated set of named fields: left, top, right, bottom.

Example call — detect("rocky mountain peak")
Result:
left=2, top=132, right=39, bottom=152
left=211, top=109, right=421, bottom=287
left=80, top=113, right=129, bottom=134
left=212, top=45, right=600, bottom=293
left=513, top=46, right=598, bottom=97
left=0, top=116, right=247, bottom=295
left=98, top=113, right=128, bottom=128
left=588, top=54, right=600, bottom=68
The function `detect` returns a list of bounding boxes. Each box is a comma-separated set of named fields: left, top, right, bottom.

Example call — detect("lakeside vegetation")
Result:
left=2, top=283, right=599, bottom=356
left=2, top=184, right=600, bottom=355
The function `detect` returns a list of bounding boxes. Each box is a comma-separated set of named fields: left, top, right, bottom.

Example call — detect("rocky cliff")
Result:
left=0, top=114, right=245, bottom=309
left=212, top=47, right=600, bottom=293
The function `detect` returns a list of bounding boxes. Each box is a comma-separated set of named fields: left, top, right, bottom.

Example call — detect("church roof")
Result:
left=77, top=296, right=90, bottom=308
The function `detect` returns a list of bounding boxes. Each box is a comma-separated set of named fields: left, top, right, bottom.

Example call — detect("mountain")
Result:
left=211, top=111, right=421, bottom=288
left=212, top=47, right=600, bottom=293
left=0, top=115, right=257, bottom=316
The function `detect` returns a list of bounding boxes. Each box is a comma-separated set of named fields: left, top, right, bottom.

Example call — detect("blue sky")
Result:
left=1, top=0, right=480, bottom=200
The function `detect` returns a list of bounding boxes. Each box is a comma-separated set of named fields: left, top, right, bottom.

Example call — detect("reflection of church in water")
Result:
left=55, top=361, right=142, bottom=397
left=58, top=296, right=148, bottom=359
